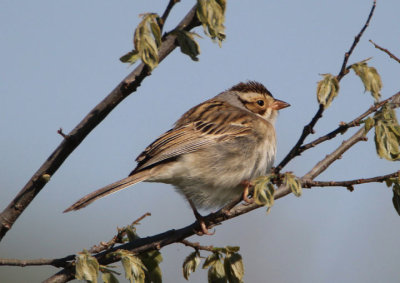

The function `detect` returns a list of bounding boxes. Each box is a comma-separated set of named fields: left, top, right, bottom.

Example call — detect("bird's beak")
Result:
left=271, top=99, right=290, bottom=110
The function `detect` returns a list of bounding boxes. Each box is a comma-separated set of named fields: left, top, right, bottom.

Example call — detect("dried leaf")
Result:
left=75, top=250, right=99, bottom=283
left=283, top=172, right=302, bottom=197
left=374, top=105, right=400, bottom=161
left=351, top=59, right=382, bottom=102
left=316, top=74, right=340, bottom=108
left=223, top=252, right=244, bottom=283
left=182, top=251, right=201, bottom=280
left=253, top=176, right=275, bottom=207
left=175, top=30, right=201, bottom=61
left=196, top=0, right=226, bottom=45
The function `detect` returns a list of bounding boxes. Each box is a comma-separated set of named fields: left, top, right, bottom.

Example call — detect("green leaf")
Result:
left=118, top=250, right=147, bottom=283
left=392, top=183, right=400, bottom=216
left=196, top=0, right=226, bottom=45
left=139, top=250, right=163, bottom=283
left=149, top=20, right=161, bottom=47
left=75, top=250, right=99, bottom=283
left=351, top=59, right=382, bottom=102
left=126, top=226, right=139, bottom=242
left=208, top=258, right=227, bottom=283
left=253, top=176, right=275, bottom=208
left=364, top=116, right=375, bottom=132
left=202, top=252, right=227, bottom=282
left=283, top=172, right=302, bottom=197
left=223, top=253, right=244, bottom=283
left=122, top=13, right=161, bottom=70
left=175, top=30, right=201, bottom=61
left=102, top=272, right=120, bottom=283
left=120, top=50, right=140, bottom=64
left=316, top=74, right=340, bottom=108
left=203, top=252, right=221, bottom=269
left=182, top=251, right=201, bottom=280
left=374, top=105, right=400, bottom=161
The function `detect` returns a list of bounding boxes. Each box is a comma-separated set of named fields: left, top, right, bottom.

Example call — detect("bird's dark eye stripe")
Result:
left=257, top=100, right=264, bottom=106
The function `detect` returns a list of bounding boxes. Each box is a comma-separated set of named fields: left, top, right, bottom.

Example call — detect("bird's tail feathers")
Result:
left=63, top=170, right=151, bottom=212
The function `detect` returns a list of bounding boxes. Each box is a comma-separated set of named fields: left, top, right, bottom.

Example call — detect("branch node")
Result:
left=57, top=128, right=69, bottom=139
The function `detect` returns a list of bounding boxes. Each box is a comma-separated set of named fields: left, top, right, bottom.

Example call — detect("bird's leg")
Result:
left=241, top=180, right=254, bottom=204
left=187, top=199, right=214, bottom=236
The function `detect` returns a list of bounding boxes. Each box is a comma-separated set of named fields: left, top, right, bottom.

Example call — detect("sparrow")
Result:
left=64, top=81, right=290, bottom=234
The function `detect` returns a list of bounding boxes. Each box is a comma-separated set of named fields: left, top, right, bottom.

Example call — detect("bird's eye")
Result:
left=257, top=100, right=264, bottom=106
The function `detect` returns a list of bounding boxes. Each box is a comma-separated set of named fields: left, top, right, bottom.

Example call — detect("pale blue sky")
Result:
left=1, top=1, right=400, bottom=282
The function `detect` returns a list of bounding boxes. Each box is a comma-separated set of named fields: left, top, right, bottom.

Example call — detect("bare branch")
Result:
left=369, top=39, right=400, bottom=64
left=303, top=171, right=400, bottom=188
left=304, top=128, right=368, bottom=180
left=0, top=4, right=200, bottom=242
left=300, top=91, right=400, bottom=152
left=160, top=0, right=181, bottom=32
left=0, top=255, right=74, bottom=268
left=275, top=1, right=377, bottom=174
left=180, top=239, right=214, bottom=252
left=337, top=0, right=377, bottom=80
left=88, top=212, right=151, bottom=254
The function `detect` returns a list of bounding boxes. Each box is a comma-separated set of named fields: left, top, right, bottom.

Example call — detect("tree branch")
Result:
left=337, top=0, right=376, bottom=80
left=160, top=0, right=181, bottom=32
left=180, top=239, right=214, bottom=252
left=369, top=39, right=400, bottom=64
left=0, top=255, right=75, bottom=268
left=302, top=171, right=400, bottom=188
left=300, top=91, right=400, bottom=152
left=0, top=4, right=200, bottom=242
left=275, top=0, right=377, bottom=174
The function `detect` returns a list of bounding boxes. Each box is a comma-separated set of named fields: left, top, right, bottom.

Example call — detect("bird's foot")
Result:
left=241, top=180, right=254, bottom=204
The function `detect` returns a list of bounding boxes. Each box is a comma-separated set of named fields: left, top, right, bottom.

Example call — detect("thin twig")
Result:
left=160, top=0, right=180, bottom=32
left=300, top=92, right=400, bottom=152
left=0, top=255, right=75, bottom=268
left=337, top=0, right=377, bottom=80
left=275, top=0, right=377, bottom=173
left=304, top=128, right=369, bottom=180
left=89, top=213, right=152, bottom=253
left=274, top=105, right=323, bottom=173
left=132, top=212, right=151, bottom=226
left=180, top=239, right=214, bottom=252
left=303, top=171, right=400, bottom=188
left=369, top=39, right=400, bottom=64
